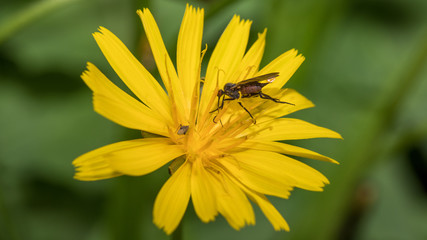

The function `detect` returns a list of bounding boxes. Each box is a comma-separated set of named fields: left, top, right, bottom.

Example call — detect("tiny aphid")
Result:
left=212, top=72, right=294, bottom=124
left=177, top=125, right=189, bottom=135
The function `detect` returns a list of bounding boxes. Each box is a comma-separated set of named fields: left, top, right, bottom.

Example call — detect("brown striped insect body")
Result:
left=213, top=72, right=294, bottom=123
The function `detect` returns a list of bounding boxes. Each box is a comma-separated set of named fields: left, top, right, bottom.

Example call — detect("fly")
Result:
left=177, top=125, right=189, bottom=135
left=212, top=72, right=294, bottom=124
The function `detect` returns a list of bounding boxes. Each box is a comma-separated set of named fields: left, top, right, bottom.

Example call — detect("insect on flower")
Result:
left=213, top=72, right=295, bottom=123
left=73, top=4, right=342, bottom=234
left=177, top=125, right=189, bottom=135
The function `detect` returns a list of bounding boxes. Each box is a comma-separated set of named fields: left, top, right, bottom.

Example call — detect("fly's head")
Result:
left=217, top=89, right=224, bottom=97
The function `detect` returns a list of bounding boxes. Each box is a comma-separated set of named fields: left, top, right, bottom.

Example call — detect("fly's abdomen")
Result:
left=240, top=85, right=262, bottom=95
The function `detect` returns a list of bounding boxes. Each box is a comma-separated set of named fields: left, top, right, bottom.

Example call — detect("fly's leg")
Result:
left=210, top=97, right=234, bottom=113
left=238, top=102, right=256, bottom=124
left=259, top=92, right=295, bottom=105
left=209, top=94, right=223, bottom=115
left=212, top=94, right=224, bottom=124
left=212, top=97, right=235, bottom=124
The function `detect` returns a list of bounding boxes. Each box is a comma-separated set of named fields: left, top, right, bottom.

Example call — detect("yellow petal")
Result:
left=191, top=159, right=218, bottom=222
left=258, top=49, right=305, bottom=89
left=240, top=140, right=339, bottom=164
left=225, top=173, right=290, bottom=231
left=154, top=162, right=191, bottom=234
left=255, top=88, right=314, bottom=123
left=137, top=9, right=187, bottom=122
left=220, top=155, right=293, bottom=199
left=229, top=29, right=266, bottom=83
left=214, top=172, right=255, bottom=230
left=92, top=28, right=170, bottom=121
left=231, top=150, right=329, bottom=191
left=199, top=15, right=252, bottom=115
left=240, top=118, right=342, bottom=141
left=73, top=139, right=155, bottom=181
left=82, top=63, right=168, bottom=136
left=177, top=5, right=204, bottom=107
left=244, top=190, right=290, bottom=231
left=107, top=138, right=184, bottom=176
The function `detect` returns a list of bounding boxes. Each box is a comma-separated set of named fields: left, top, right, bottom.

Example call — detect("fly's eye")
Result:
left=217, top=90, right=224, bottom=97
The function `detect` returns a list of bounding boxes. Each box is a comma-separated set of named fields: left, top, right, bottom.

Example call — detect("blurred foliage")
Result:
left=1, top=0, right=427, bottom=239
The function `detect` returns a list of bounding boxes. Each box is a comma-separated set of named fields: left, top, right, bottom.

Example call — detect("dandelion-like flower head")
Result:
left=73, top=4, right=341, bottom=234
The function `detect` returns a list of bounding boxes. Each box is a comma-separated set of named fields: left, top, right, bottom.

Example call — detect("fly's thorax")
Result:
left=223, top=83, right=236, bottom=91
left=227, top=91, right=240, bottom=99
left=220, top=83, right=240, bottom=99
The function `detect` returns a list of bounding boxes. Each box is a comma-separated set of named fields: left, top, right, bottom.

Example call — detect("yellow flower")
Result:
left=73, top=4, right=341, bottom=234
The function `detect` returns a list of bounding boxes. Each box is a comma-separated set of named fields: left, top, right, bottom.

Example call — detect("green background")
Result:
left=1, top=0, right=427, bottom=239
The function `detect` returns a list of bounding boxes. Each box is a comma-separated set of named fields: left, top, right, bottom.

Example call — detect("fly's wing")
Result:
left=235, top=72, right=280, bottom=86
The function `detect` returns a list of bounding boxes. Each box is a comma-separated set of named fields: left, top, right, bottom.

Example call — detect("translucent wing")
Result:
left=235, top=72, right=280, bottom=86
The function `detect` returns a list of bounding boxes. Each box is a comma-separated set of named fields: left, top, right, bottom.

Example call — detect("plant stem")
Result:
left=0, top=0, right=75, bottom=44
